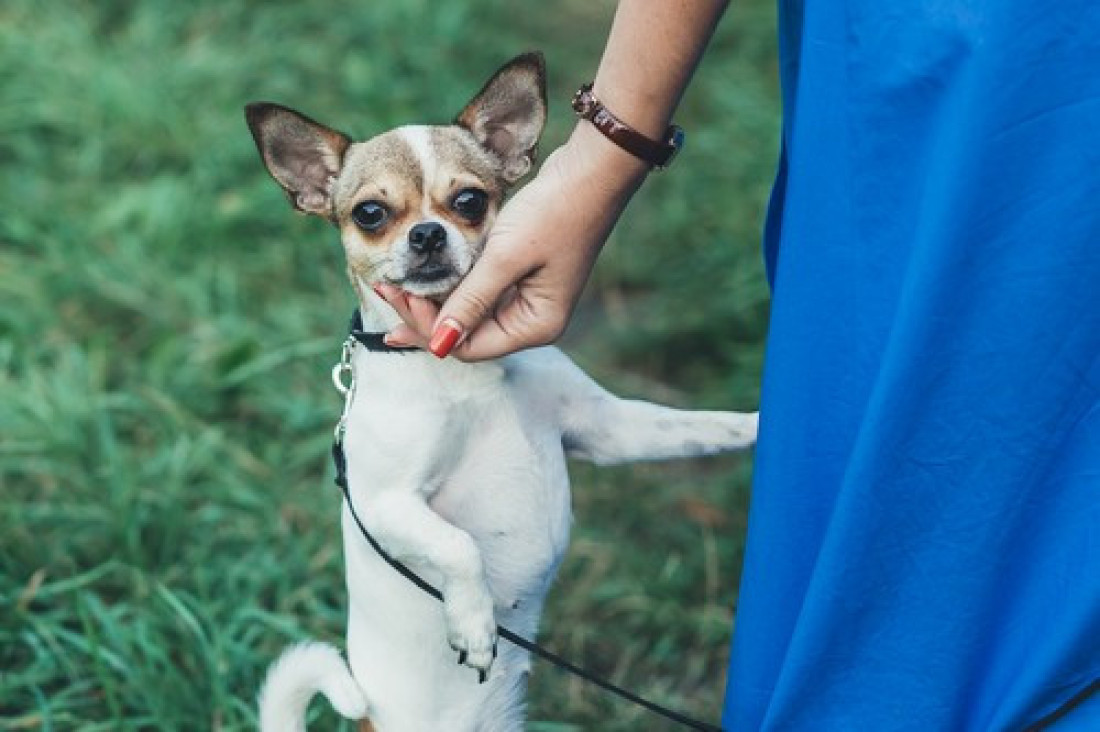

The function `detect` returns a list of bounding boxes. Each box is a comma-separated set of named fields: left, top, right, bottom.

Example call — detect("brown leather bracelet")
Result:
left=571, top=83, right=684, bottom=170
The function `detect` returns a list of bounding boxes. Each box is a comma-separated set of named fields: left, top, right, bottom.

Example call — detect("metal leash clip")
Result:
left=331, top=335, right=357, bottom=441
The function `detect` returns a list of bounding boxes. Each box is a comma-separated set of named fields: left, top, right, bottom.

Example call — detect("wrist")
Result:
left=564, top=120, right=650, bottom=198
left=572, top=80, right=685, bottom=172
left=589, top=81, right=672, bottom=141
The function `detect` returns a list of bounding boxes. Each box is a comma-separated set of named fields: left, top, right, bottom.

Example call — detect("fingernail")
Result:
left=371, top=283, right=385, bottom=298
left=383, top=332, right=411, bottom=348
left=429, top=319, right=463, bottom=358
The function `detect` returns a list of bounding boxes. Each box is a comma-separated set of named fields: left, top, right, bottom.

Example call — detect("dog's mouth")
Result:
left=405, top=263, right=454, bottom=283
left=387, top=263, right=464, bottom=298
left=380, top=243, right=481, bottom=298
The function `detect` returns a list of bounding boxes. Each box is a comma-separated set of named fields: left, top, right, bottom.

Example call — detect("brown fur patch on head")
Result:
left=420, top=126, right=505, bottom=261
left=428, top=126, right=507, bottom=191
left=331, top=130, right=423, bottom=221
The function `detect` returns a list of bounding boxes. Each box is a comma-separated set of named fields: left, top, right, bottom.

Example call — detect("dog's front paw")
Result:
left=444, top=583, right=498, bottom=682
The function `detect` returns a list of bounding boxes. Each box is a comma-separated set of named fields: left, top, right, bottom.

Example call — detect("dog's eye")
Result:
left=351, top=201, right=389, bottom=231
left=451, top=189, right=488, bottom=222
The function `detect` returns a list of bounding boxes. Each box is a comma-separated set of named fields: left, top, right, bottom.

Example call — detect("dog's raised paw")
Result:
left=444, top=583, right=498, bottom=679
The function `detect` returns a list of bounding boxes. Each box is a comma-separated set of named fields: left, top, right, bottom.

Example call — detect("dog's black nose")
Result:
left=408, top=222, right=447, bottom=255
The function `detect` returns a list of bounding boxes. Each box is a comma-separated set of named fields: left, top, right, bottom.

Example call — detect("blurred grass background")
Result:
left=0, top=0, right=778, bottom=728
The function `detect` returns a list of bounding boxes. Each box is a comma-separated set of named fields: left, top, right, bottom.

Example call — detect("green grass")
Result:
left=0, top=0, right=778, bottom=728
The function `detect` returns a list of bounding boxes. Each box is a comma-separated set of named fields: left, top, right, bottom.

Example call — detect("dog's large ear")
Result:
left=244, top=102, right=351, bottom=217
left=456, top=52, right=547, bottom=183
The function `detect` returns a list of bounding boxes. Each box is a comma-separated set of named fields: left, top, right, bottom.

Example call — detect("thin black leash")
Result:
left=330, top=310, right=725, bottom=732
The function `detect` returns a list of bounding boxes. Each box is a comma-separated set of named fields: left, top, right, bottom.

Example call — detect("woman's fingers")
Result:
left=427, top=244, right=532, bottom=358
left=374, top=284, right=435, bottom=348
left=382, top=322, right=425, bottom=349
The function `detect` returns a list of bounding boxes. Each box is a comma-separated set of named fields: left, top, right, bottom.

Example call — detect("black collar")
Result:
left=348, top=309, right=420, bottom=354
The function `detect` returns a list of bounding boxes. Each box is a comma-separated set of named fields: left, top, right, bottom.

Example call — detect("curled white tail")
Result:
left=258, top=641, right=369, bottom=732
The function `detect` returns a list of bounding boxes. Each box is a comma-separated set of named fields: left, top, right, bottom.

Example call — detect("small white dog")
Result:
left=246, top=52, right=757, bottom=731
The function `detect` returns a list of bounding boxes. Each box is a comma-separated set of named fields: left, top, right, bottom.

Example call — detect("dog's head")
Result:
left=244, top=52, right=547, bottom=299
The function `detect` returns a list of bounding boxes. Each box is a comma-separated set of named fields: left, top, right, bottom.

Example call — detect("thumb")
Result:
left=429, top=248, right=524, bottom=358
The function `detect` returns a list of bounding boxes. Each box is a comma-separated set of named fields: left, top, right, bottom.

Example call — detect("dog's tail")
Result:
left=258, top=641, right=370, bottom=732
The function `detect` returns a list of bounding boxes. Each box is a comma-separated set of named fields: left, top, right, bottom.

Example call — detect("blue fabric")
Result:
left=724, top=1, right=1100, bottom=730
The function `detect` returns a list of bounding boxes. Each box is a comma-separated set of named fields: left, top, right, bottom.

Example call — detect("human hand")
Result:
left=377, top=122, right=649, bottom=360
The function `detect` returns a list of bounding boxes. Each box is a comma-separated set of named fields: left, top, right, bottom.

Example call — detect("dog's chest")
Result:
left=343, top=351, right=571, bottom=549
left=339, top=350, right=573, bottom=661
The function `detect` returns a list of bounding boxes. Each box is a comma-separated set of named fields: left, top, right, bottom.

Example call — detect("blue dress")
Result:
left=724, top=1, right=1100, bottom=729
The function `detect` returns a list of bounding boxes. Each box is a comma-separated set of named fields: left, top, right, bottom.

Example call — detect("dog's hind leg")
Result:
left=562, top=392, right=758, bottom=466
left=542, top=350, right=757, bottom=466
left=516, top=348, right=756, bottom=466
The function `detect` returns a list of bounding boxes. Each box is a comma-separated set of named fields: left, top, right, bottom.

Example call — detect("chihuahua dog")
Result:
left=246, top=52, right=757, bottom=731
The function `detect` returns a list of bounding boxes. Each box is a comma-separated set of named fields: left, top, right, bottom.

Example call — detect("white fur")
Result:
left=259, top=309, right=756, bottom=730
left=397, top=125, right=435, bottom=218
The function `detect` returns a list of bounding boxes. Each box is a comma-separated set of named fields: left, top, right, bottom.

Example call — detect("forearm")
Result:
left=595, top=0, right=729, bottom=138
left=569, top=0, right=729, bottom=185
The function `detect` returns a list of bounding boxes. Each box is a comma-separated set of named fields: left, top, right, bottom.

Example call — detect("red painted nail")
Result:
left=429, top=319, right=463, bottom=358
